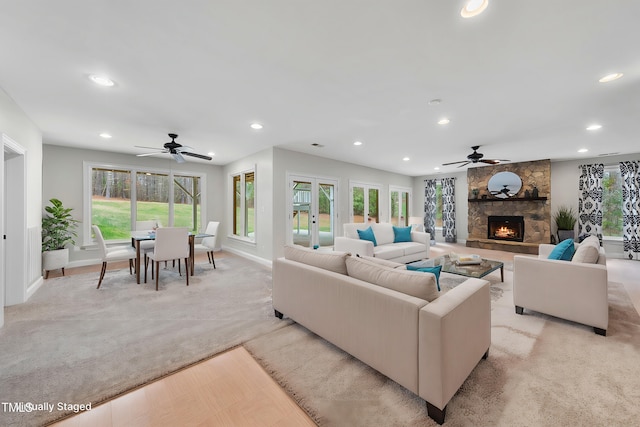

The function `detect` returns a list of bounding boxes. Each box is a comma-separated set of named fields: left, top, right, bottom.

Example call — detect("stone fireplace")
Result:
left=488, top=216, right=524, bottom=242
left=466, top=159, right=551, bottom=254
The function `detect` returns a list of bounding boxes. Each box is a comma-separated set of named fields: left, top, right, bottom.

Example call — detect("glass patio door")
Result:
left=289, top=175, right=337, bottom=248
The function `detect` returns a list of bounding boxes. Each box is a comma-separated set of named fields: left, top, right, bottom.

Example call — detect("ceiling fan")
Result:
left=442, top=145, right=509, bottom=168
left=135, top=133, right=212, bottom=163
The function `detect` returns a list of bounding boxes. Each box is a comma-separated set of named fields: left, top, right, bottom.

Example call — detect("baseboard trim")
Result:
left=221, top=246, right=272, bottom=268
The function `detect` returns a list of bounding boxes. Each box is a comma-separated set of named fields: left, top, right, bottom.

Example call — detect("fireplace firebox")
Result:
left=488, top=216, right=524, bottom=242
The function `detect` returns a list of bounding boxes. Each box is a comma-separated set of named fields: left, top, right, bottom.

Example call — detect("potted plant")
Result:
left=42, top=198, right=79, bottom=278
left=553, top=205, right=577, bottom=242
left=471, top=188, right=480, bottom=199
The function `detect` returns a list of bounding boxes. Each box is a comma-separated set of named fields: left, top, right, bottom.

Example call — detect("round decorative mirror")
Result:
left=488, top=171, right=522, bottom=198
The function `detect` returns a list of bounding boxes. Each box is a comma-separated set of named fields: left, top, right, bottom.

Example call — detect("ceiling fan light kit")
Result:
left=135, top=133, right=213, bottom=163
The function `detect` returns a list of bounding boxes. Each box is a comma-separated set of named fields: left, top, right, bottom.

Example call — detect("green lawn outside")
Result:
left=93, top=199, right=200, bottom=240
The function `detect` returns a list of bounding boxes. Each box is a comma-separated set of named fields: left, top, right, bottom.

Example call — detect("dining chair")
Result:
left=145, top=227, right=190, bottom=291
left=92, top=225, right=137, bottom=289
left=136, top=220, right=159, bottom=273
left=194, top=221, right=220, bottom=268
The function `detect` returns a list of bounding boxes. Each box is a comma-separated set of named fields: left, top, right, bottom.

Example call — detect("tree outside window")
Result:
left=602, top=167, right=623, bottom=237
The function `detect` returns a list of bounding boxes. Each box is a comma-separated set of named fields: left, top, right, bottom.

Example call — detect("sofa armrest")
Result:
left=513, top=255, right=608, bottom=330
left=334, top=236, right=374, bottom=257
left=418, top=278, right=491, bottom=411
left=411, top=231, right=430, bottom=258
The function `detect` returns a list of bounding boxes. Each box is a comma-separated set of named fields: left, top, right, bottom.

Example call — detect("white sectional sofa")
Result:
left=513, top=236, right=608, bottom=335
left=272, top=245, right=491, bottom=424
left=334, top=222, right=429, bottom=263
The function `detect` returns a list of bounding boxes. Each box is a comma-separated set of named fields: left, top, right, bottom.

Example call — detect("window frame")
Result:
left=389, top=185, right=412, bottom=226
left=229, top=167, right=256, bottom=243
left=349, top=180, right=382, bottom=223
left=83, top=161, right=207, bottom=246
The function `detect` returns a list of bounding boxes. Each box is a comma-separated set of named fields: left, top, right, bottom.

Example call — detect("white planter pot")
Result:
left=42, top=248, right=69, bottom=277
left=557, top=230, right=575, bottom=242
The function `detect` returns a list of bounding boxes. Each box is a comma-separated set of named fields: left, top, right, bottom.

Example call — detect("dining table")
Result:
left=131, top=231, right=213, bottom=284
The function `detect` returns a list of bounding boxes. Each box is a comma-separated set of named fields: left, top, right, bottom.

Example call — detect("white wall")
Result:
left=0, top=87, right=43, bottom=326
left=42, top=144, right=224, bottom=265
left=272, top=148, right=414, bottom=259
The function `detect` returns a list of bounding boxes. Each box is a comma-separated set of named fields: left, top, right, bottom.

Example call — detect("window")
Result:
left=602, top=166, right=623, bottom=238
left=350, top=181, right=380, bottom=223
left=232, top=169, right=255, bottom=240
left=390, top=186, right=411, bottom=226
left=85, top=163, right=205, bottom=243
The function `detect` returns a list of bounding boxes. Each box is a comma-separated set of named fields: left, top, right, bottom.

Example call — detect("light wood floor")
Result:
left=49, top=346, right=315, bottom=427
left=45, top=245, right=640, bottom=426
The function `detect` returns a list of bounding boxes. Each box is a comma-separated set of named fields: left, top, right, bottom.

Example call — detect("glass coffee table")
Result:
left=408, top=254, right=504, bottom=282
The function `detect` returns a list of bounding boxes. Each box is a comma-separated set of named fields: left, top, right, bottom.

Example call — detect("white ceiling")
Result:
left=1, top=1, right=639, bottom=176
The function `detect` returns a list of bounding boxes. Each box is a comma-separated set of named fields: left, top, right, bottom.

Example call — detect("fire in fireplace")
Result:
left=488, top=216, right=524, bottom=242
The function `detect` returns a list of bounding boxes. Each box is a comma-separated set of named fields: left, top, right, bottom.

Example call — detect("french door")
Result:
left=288, top=175, right=337, bottom=249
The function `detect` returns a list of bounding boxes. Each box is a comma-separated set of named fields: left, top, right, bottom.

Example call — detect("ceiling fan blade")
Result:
left=181, top=151, right=213, bottom=161
left=136, top=150, right=168, bottom=157
left=177, top=145, right=194, bottom=152
left=134, top=145, right=162, bottom=150
left=442, top=160, right=469, bottom=166
left=480, top=159, right=500, bottom=165
left=456, top=161, right=471, bottom=168
left=172, top=152, right=186, bottom=163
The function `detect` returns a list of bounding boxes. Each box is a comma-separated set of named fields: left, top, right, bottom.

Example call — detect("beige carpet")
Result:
left=0, top=253, right=291, bottom=427
left=245, top=270, right=640, bottom=426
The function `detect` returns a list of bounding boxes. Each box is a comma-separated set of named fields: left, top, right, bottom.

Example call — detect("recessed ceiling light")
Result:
left=438, top=118, right=450, bottom=125
left=89, top=75, right=114, bottom=87
left=353, top=141, right=363, bottom=146
left=403, top=157, right=410, bottom=161
left=586, top=124, right=602, bottom=131
left=578, top=148, right=589, bottom=153
left=598, top=73, right=623, bottom=83
left=461, top=0, right=489, bottom=18
left=250, top=123, right=263, bottom=130
left=208, top=152, right=215, bottom=156
left=99, top=133, right=112, bottom=139
left=434, top=167, right=440, bottom=170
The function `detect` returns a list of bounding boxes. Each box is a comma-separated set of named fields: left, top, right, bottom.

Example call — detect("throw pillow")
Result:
left=572, top=236, right=600, bottom=264
left=392, top=226, right=412, bottom=243
left=406, top=264, right=442, bottom=291
left=346, top=256, right=439, bottom=302
left=547, top=238, right=575, bottom=261
left=283, top=244, right=350, bottom=275
left=357, top=226, right=377, bottom=247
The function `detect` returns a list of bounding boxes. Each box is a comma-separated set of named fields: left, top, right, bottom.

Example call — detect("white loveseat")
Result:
left=513, top=236, right=608, bottom=335
left=272, top=245, right=490, bottom=424
left=334, top=222, right=430, bottom=263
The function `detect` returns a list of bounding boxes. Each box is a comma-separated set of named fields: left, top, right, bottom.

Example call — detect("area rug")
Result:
left=0, top=253, right=290, bottom=427
left=245, top=270, right=640, bottom=426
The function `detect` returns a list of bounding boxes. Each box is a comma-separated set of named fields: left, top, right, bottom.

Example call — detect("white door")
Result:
left=288, top=175, right=337, bottom=248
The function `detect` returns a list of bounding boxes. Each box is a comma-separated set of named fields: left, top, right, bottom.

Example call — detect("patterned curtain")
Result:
left=620, top=161, right=640, bottom=260
left=578, top=164, right=604, bottom=241
left=424, top=179, right=436, bottom=242
left=442, top=177, right=457, bottom=243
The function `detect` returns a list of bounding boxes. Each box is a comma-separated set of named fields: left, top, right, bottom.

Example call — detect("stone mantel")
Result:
left=466, top=159, right=551, bottom=253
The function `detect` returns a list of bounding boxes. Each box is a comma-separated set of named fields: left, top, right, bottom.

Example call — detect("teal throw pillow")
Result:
left=406, top=264, right=442, bottom=291
left=548, top=238, right=576, bottom=261
left=357, top=226, right=377, bottom=247
left=393, top=226, right=412, bottom=243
